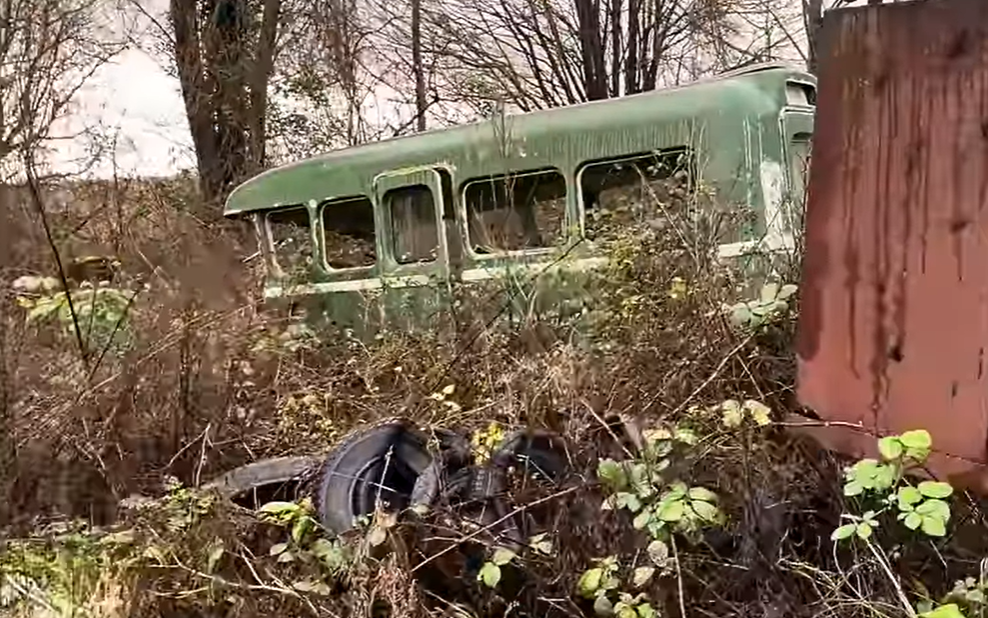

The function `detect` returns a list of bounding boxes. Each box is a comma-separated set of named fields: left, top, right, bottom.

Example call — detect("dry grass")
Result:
left=1, top=174, right=986, bottom=618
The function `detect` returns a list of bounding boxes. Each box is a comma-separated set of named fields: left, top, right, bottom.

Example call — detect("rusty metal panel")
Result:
left=796, top=0, right=988, bottom=489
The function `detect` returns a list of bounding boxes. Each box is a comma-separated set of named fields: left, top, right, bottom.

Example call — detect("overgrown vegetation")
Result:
left=2, top=173, right=987, bottom=618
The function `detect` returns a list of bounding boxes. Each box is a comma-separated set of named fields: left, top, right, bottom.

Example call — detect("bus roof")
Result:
left=225, top=62, right=815, bottom=217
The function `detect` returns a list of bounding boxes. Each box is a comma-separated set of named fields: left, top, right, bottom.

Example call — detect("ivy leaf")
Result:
left=578, top=568, right=604, bottom=598
left=878, top=436, right=904, bottom=461
left=918, top=481, right=953, bottom=499
left=479, top=562, right=501, bottom=588
left=632, top=566, right=655, bottom=589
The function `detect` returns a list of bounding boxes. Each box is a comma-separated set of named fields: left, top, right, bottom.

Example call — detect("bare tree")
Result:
left=0, top=0, right=120, bottom=175
left=384, top=0, right=802, bottom=114
left=166, top=0, right=282, bottom=204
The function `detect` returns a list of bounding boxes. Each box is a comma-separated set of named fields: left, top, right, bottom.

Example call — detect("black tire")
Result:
left=317, top=419, right=433, bottom=535
left=202, top=455, right=323, bottom=499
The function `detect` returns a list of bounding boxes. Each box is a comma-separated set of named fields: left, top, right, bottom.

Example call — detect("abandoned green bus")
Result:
left=224, top=61, right=815, bottom=336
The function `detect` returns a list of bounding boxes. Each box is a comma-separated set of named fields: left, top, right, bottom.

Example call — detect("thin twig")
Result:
left=671, top=535, right=687, bottom=618
left=865, top=538, right=917, bottom=618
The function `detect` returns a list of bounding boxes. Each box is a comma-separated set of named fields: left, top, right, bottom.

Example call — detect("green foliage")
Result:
left=576, top=556, right=657, bottom=617
left=13, top=275, right=136, bottom=355
left=582, top=421, right=725, bottom=615
left=723, top=281, right=797, bottom=330
left=258, top=497, right=353, bottom=588
left=832, top=430, right=952, bottom=543
left=597, top=427, right=724, bottom=544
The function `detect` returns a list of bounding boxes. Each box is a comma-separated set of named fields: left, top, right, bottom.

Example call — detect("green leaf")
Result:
left=721, top=400, right=743, bottom=427
left=598, top=460, right=628, bottom=491
left=743, top=400, right=772, bottom=426
left=647, top=540, right=670, bottom=566
left=291, top=516, right=312, bottom=544
left=637, top=603, right=657, bottom=618
left=258, top=501, right=298, bottom=516
left=616, top=604, right=638, bottom=618
left=578, top=568, right=604, bottom=598
left=269, top=542, right=288, bottom=556
left=856, top=523, right=873, bottom=540
left=900, top=430, right=933, bottom=459
left=916, top=499, right=951, bottom=522
left=594, top=594, right=614, bottom=616
left=921, top=515, right=947, bottom=537
left=688, top=487, right=718, bottom=502
left=919, top=603, right=967, bottom=618
left=831, top=524, right=856, bottom=541
left=616, top=492, right=642, bottom=513
left=918, top=481, right=953, bottom=499
left=492, top=547, right=516, bottom=566
left=904, top=512, right=923, bottom=530
left=206, top=543, right=224, bottom=573
left=656, top=499, right=685, bottom=522
left=632, top=566, right=655, bottom=589
left=898, top=486, right=924, bottom=507
left=878, top=437, right=904, bottom=461
left=367, top=526, right=387, bottom=547
left=843, top=481, right=864, bottom=497
left=633, top=510, right=652, bottom=530
left=690, top=500, right=721, bottom=524
left=479, top=562, right=501, bottom=588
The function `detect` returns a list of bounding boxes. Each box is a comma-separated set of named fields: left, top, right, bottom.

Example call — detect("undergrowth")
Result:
left=1, top=174, right=986, bottom=618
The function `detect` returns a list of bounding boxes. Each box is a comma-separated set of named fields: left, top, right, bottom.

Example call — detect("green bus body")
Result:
left=225, top=62, right=816, bottom=337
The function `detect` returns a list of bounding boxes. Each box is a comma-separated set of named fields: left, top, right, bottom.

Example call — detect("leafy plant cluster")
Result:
left=12, top=273, right=136, bottom=355
left=583, top=425, right=725, bottom=615
left=832, top=429, right=953, bottom=541
left=723, top=281, right=797, bottom=331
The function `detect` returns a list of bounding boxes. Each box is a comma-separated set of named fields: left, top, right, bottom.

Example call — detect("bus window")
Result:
left=386, top=185, right=439, bottom=264
left=266, top=207, right=313, bottom=279
left=321, top=196, right=376, bottom=269
left=578, top=150, right=691, bottom=238
left=463, top=169, right=567, bottom=254
left=787, top=133, right=812, bottom=233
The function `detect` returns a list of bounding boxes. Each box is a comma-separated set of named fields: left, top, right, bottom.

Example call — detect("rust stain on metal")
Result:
left=796, top=0, right=988, bottom=490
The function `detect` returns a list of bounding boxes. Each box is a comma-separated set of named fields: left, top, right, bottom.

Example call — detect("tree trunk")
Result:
left=411, top=0, right=427, bottom=131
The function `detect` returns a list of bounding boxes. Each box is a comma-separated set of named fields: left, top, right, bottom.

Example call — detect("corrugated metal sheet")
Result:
left=796, top=0, right=988, bottom=489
